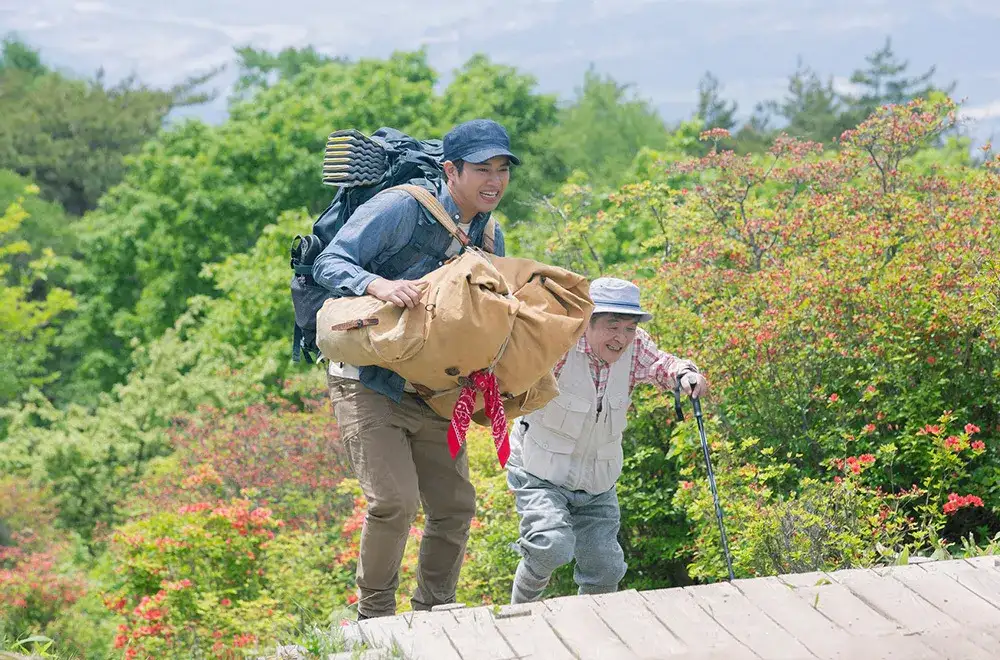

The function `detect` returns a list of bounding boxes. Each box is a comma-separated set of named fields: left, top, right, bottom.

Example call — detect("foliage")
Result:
left=731, top=38, right=955, bottom=148
left=757, top=59, right=852, bottom=146
left=0, top=35, right=46, bottom=77
left=507, top=120, right=704, bottom=276
left=456, top=430, right=521, bottom=606
left=0, top=205, right=318, bottom=542
left=104, top=499, right=303, bottom=659
left=670, top=419, right=916, bottom=579
left=232, top=45, right=345, bottom=100
left=609, top=97, right=999, bottom=580
left=0, top=38, right=214, bottom=216
left=841, top=37, right=955, bottom=128
left=0, top=185, right=76, bottom=410
left=0, top=477, right=87, bottom=644
left=133, top=399, right=351, bottom=530
left=513, top=67, right=675, bottom=214
left=695, top=72, right=738, bottom=133
left=0, top=170, right=76, bottom=284
left=99, top=396, right=427, bottom=657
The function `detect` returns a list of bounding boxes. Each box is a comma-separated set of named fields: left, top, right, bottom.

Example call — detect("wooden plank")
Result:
left=685, top=582, right=816, bottom=660
left=830, top=567, right=959, bottom=633
left=915, top=628, right=1000, bottom=660
left=358, top=615, right=412, bottom=649
left=587, top=590, right=688, bottom=657
left=778, top=571, right=900, bottom=637
left=963, top=554, right=1000, bottom=574
left=666, top=653, right=762, bottom=660
left=920, top=558, right=1000, bottom=608
left=359, top=611, right=461, bottom=660
left=733, top=577, right=854, bottom=660
left=888, top=563, right=1000, bottom=629
left=444, top=606, right=517, bottom=660
left=493, top=601, right=575, bottom=660
left=835, top=634, right=943, bottom=660
left=639, top=587, right=752, bottom=656
left=542, top=595, right=639, bottom=660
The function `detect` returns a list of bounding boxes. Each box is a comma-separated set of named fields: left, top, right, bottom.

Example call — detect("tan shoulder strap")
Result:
left=391, top=184, right=470, bottom=249
left=482, top=216, right=497, bottom=254
left=390, top=184, right=497, bottom=254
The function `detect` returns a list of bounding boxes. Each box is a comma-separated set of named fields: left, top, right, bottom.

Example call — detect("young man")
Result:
left=505, top=277, right=709, bottom=604
left=312, top=119, right=517, bottom=619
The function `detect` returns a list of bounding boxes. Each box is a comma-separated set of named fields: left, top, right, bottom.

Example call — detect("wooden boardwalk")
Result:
left=342, top=555, right=1000, bottom=659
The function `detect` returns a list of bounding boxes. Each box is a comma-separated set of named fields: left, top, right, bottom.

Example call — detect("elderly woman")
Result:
left=505, top=277, right=709, bottom=603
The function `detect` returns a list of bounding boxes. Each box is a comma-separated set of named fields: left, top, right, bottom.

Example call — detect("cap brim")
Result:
left=591, top=303, right=652, bottom=323
left=461, top=147, right=521, bottom=166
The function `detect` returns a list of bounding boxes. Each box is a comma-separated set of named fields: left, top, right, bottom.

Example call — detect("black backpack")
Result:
left=290, top=127, right=446, bottom=363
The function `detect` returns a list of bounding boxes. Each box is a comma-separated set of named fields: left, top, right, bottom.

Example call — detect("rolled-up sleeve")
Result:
left=312, top=191, right=419, bottom=296
left=632, top=328, right=699, bottom=392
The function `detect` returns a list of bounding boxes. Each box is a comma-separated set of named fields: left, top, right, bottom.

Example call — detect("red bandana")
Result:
left=447, top=370, right=510, bottom=467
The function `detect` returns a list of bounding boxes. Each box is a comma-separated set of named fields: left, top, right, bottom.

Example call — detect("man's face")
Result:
left=586, top=314, right=639, bottom=364
left=445, top=156, right=511, bottom=216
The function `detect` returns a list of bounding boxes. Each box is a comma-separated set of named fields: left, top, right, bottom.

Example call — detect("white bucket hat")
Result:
left=589, top=277, right=653, bottom=323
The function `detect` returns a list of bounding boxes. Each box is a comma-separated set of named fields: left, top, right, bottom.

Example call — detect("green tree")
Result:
left=760, top=59, right=851, bottom=144
left=0, top=171, right=88, bottom=409
left=0, top=34, right=46, bottom=76
left=695, top=71, right=738, bottom=132
left=841, top=37, right=954, bottom=126
left=0, top=185, right=76, bottom=407
left=231, top=44, right=345, bottom=100
left=0, top=170, right=75, bottom=283
left=0, top=37, right=216, bottom=215
left=514, top=66, right=672, bottom=217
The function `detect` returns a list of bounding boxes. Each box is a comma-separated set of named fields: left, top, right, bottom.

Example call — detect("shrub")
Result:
left=457, top=428, right=521, bottom=605
left=0, top=477, right=86, bottom=642
left=606, top=97, right=1000, bottom=581
left=103, top=498, right=342, bottom=659
left=133, top=396, right=350, bottom=530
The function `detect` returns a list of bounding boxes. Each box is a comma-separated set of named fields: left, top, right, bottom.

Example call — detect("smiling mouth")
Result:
left=606, top=344, right=623, bottom=352
left=480, top=191, right=499, bottom=201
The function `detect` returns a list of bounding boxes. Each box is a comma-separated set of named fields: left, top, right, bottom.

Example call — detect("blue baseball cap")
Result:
left=590, top=277, right=653, bottom=322
left=442, top=119, right=521, bottom=166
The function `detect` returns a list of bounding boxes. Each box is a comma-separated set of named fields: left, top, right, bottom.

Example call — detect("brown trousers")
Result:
left=328, top=374, right=476, bottom=618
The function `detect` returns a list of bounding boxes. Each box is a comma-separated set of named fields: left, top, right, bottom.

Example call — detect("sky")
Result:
left=2, top=0, right=999, bottom=143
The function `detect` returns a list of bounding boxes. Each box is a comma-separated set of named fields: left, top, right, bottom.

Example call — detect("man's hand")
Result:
left=366, top=277, right=425, bottom=308
left=679, top=371, right=709, bottom=399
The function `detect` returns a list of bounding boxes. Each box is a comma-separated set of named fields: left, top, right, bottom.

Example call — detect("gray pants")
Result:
left=507, top=463, right=627, bottom=604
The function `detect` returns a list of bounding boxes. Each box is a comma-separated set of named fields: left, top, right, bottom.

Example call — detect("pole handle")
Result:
left=673, top=383, right=684, bottom=422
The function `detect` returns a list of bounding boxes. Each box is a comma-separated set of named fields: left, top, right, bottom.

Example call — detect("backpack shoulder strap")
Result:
left=390, top=184, right=498, bottom=254
left=390, top=184, right=471, bottom=249
left=482, top=216, right=497, bottom=254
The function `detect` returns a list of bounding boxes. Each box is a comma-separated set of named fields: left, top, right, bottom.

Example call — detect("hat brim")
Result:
left=591, top=303, right=652, bottom=323
left=460, top=147, right=521, bottom=166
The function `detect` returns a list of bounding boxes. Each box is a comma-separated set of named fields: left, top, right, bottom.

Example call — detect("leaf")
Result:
left=635, top=266, right=657, bottom=279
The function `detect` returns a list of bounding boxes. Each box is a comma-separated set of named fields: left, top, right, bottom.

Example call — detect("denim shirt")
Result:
left=312, top=182, right=506, bottom=402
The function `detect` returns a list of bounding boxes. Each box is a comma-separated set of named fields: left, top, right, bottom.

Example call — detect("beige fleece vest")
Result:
left=515, top=342, right=633, bottom=494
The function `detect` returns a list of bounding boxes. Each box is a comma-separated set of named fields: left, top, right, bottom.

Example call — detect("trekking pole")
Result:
left=674, top=383, right=736, bottom=581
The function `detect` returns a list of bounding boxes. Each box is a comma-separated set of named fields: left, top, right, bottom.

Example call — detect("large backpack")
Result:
left=290, top=127, right=494, bottom=363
